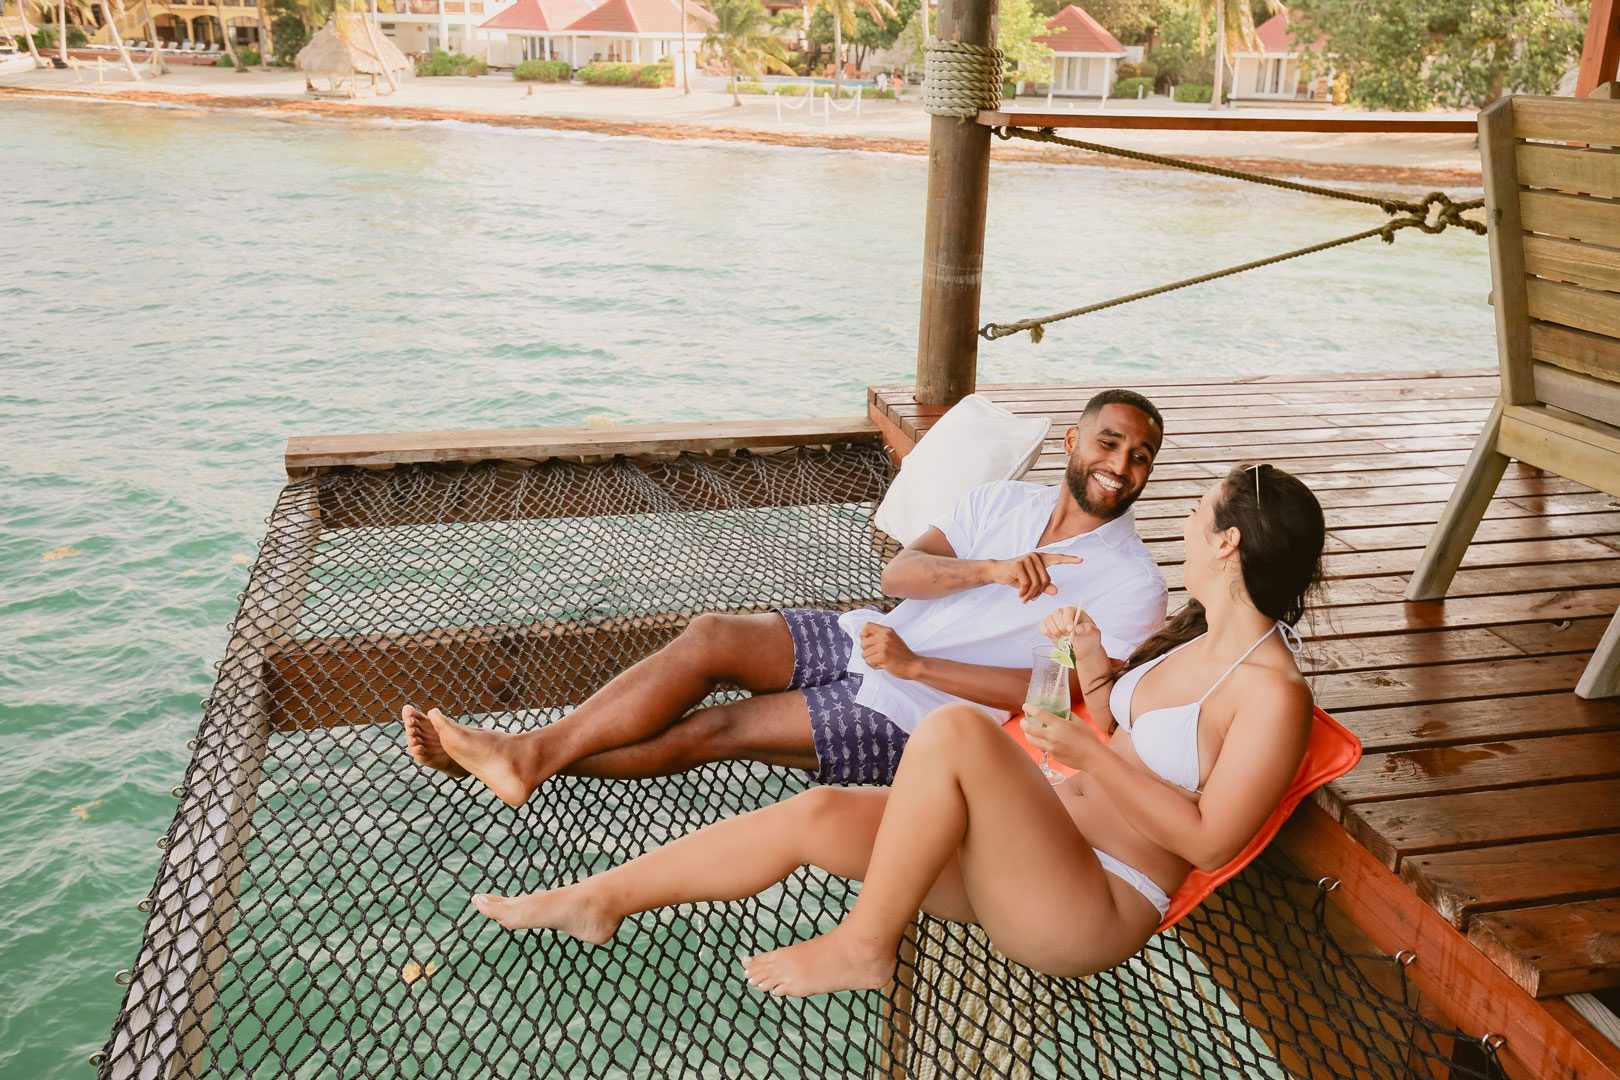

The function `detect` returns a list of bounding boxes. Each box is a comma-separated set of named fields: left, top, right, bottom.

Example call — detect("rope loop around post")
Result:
left=923, top=37, right=1003, bottom=118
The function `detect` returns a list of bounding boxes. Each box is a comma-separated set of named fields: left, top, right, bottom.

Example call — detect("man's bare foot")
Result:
left=427, top=708, right=538, bottom=808
left=471, top=886, right=621, bottom=944
left=401, top=705, right=469, bottom=778
left=741, top=925, right=897, bottom=998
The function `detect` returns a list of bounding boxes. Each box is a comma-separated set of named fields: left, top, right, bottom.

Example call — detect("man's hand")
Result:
left=989, top=552, right=1084, bottom=603
left=860, top=624, right=922, bottom=680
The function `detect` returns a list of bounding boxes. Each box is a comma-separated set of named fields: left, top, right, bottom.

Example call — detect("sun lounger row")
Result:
left=124, top=40, right=230, bottom=52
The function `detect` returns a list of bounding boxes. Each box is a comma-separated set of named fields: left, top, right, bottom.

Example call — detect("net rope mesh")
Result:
left=99, top=443, right=1500, bottom=1079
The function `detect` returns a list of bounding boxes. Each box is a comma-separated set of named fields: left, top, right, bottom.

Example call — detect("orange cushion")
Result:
left=1002, top=700, right=1361, bottom=933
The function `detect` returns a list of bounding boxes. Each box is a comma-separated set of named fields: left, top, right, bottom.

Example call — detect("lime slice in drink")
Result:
left=1050, top=635, right=1077, bottom=669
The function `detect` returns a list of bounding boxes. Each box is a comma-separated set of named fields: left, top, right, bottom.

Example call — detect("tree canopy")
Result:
left=1290, top=0, right=1588, bottom=110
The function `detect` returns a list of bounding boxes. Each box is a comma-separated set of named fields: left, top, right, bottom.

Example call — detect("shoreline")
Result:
left=0, top=83, right=1484, bottom=188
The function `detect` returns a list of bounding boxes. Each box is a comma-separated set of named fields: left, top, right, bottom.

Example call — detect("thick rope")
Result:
left=924, top=38, right=1002, bottom=118
left=980, top=126, right=1486, bottom=342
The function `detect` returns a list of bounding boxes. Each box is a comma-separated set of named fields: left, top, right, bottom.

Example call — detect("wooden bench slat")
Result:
left=1513, top=94, right=1620, bottom=146
left=1521, top=190, right=1620, bottom=250
left=1530, top=319, right=1620, bottom=383
left=1330, top=728, right=1620, bottom=805
left=1518, top=142, right=1620, bottom=199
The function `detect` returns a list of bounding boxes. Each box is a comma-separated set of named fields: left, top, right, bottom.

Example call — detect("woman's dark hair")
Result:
left=1121, top=462, right=1326, bottom=673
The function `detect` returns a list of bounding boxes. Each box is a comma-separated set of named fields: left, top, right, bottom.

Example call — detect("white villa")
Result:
left=478, top=0, right=594, bottom=64
left=1228, top=11, right=1330, bottom=102
left=1041, top=5, right=1125, bottom=98
left=477, top=0, right=709, bottom=77
left=376, top=0, right=503, bottom=58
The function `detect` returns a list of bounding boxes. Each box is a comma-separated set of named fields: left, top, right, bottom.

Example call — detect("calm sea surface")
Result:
left=0, top=96, right=1492, bottom=1078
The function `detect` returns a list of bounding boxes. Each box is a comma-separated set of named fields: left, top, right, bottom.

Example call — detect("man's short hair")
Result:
left=1079, top=389, right=1164, bottom=435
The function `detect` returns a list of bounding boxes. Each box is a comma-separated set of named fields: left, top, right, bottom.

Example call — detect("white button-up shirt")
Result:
left=839, top=480, right=1168, bottom=733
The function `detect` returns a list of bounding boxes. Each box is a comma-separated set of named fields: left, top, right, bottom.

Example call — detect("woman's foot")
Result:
left=427, top=709, right=541, bottom=807
left=471, top=886, right=621, bottom=944
left=401, top=705, right=469, bottom=778
left=742, top=925, right=897, bottom=998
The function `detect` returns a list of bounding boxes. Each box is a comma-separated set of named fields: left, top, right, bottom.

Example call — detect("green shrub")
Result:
left=24, top=27, right=56, bottom=50
left=1114, top=60, right=1139, bottom=80
left=577, top=60, right=669, bottom=87
left=270, top=14, right=307, bottom=65
left=1135, top=59, right=1157, bottom=79
left=66, top=25, right=88, bottom=47
left=1002, top=79, right=1017, bottom=99
left=734, top=81, right=765, bottom=94
left=238, top=47, right=261, bottom=66
left=415, top=49, right=487, bottom=76
left=1173, top=82, right=1212, bottom=102
left=1112, top=76, right=1153, bottom=99
left=216, top=52, right=234, bottom=66
left=513, top=58, right=570, bottom=81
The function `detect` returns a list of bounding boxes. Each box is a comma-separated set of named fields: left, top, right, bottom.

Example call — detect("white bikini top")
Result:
left=1107, top=622, right=1302, bottom=793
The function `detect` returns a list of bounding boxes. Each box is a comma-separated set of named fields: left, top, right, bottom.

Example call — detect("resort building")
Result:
left=1040, top=5, right=1126, bottom=98
left=477, top=0, right=594, bottom=65
left=86, top=0, right=268, bottom=52
left=562, top=0, right=709, bottom=75
left=374, top=0, right=502, bottom=59
left=1227, top=11, right=1330, bottom=102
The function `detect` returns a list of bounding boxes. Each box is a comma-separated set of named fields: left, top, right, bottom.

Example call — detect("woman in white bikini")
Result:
left=471, top=463, right=1326, bottom=997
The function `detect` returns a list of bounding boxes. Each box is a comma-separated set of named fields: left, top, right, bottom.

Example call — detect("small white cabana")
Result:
left=1041, top=5, right=1125, bottom=99
left=1229, top=11, right=1329, bottom=102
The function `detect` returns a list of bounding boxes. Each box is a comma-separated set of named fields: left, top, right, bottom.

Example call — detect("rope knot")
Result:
left=923, top=38, right=1003, bottom=119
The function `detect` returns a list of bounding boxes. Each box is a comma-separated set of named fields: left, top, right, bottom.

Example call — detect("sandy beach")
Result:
left=1, top=62, right=1484, bottom=186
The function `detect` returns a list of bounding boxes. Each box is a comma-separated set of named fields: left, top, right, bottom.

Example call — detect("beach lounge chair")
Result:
left=1408, top=93, right=1620, bottom=699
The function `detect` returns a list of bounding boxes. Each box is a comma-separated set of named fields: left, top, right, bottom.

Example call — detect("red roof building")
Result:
left=1041, top=5, right=1125, bottom=57
left=564, top=0, right=711, bottom=35
left=1040, top=5, right=1125, bottom=98
left=479, top=0, right=594, bottom=32
left=1231, top=12, right=1330, bottom=101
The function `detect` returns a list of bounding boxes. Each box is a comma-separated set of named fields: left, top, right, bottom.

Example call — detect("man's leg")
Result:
left=405, top=612, right=798, bottom=806
left=562, top=690, right=820, bottom=779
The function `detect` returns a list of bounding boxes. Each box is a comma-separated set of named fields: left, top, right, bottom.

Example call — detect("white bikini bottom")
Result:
left=1094, top=849, right=1171, bottom=920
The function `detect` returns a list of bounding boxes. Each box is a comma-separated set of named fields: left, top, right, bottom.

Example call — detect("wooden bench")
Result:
left=1408, top=94, right=1620, bottom=700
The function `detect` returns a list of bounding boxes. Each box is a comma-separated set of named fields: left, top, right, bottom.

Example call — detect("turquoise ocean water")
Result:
left=0, top=96, right=1493, bottom=1078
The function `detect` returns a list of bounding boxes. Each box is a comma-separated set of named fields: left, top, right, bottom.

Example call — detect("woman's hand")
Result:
left=1021, top=705, right=1105, bottom=771
left=1042, top=608, right=1110, bottom=676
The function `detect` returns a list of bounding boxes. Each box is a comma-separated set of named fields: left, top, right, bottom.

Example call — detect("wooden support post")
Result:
left=1578, top=0, right=1620, bottom=100
left=913, top=0, right=996, bottom=407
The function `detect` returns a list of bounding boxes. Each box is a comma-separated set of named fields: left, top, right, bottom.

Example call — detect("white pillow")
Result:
left=875, top=393, right=1051, bottom=545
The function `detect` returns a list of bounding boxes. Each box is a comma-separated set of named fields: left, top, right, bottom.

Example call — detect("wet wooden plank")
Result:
left=1329, top=729, right=1620, bottom=806
left=1468, top=899, right=1620, bottom=997
left=1334, top=661, right=1620, bottom=749
left=1306, top=618, right=1611, bottom=675
left=1401, top=833, right=1620, bottom=928
left=1342, top=779, right=1620, bottom=869
left=1317, top=586, right=1620, bottom=636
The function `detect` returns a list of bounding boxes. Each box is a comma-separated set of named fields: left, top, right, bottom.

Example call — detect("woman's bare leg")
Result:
left=471, top=787, right=974, bottom=942
left=743, top=705, right=1159, bottom=997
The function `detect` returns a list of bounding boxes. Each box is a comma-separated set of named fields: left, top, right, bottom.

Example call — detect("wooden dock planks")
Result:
left=871, top=370, right=1620, bottom=1009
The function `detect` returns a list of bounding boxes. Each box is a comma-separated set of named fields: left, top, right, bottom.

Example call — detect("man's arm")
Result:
left=860, top=623, right=1028, bottom=710
left=881, top=527, right=1079, bottom=603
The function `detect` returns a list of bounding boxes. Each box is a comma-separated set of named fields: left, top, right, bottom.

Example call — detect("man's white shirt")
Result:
left=839, top=480, right=1168, bottom=733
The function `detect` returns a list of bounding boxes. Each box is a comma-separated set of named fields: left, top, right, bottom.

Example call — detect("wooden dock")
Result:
left=871, top=368, right=1620, bottom=1076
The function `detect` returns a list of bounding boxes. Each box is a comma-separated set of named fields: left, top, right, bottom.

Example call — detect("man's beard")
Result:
left=1066, top=462, right=1141, bottom=520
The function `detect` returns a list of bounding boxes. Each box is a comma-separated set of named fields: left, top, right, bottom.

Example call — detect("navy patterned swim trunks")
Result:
left=779, top=607, right=909, bottom=786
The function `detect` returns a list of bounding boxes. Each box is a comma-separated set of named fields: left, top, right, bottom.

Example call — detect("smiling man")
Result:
left=403, top=389, right=1168, bottom=801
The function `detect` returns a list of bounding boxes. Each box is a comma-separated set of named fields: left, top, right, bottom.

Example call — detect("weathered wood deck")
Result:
left=871, top=369, right=1620, bottom=1066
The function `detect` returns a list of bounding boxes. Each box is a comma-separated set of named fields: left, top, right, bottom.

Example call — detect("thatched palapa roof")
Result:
left=296, top=14, right=409, bottom=78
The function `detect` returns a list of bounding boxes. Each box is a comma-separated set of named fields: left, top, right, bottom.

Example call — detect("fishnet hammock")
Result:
left=98, top=443, right=1505, bottom=1079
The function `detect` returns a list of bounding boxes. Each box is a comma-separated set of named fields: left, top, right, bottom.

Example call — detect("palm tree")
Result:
left=57, top=0, right=67, bottom=64
left=1196, top=0, right=1276, bottom=109
left=362, top=0, right=398, bottom=92
left=15, top=0, right=44, bottom=65
left=809, top=0, right=891, bottom=95
left=102, top=0, right=142, bottom=77
left=704, top=0, right=791, bottom=105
